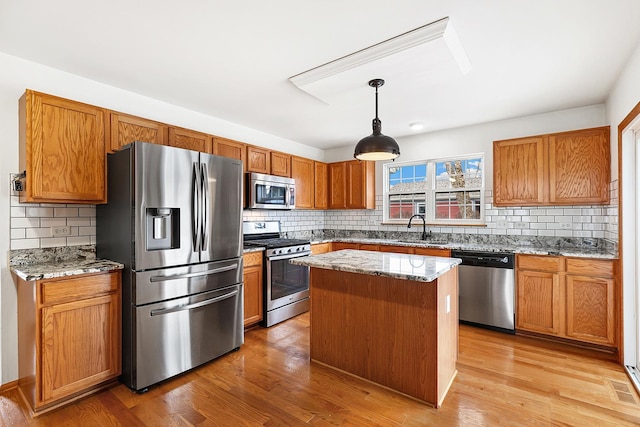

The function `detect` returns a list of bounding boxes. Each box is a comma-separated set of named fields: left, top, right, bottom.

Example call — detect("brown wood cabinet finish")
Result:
left=19, top=90, right=107, bottom=204
left=329, top=160, right=375, bottom=209
left=108, top=112, right=167, bottom=152
left=168, top=127, right=212, bottom=153
left=213, top=137, right=246, bottom=167
left=413, top=247, right=452, bottom=257
left=18, top=271, right=121, bottom=414
left=328, top=162, right=347, bottom=209
left=314, top=161, right=329, bottom=209
left=247, top=146, right=270, bottom=174
left=493, top=127, right=610, bottom=206
left=243, top=252, right=263, bottom=327
left=516, top=254, right=617, bottom=348
left=271, top=151, right=291, bottom=177
left=291, top=156, right=314, bottom=209
left=310, top=243, right=332, bottom=255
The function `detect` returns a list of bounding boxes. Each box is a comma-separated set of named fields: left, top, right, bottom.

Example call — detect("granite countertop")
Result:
left=290, top=249, right=461, bottom=283
left=243, top=246, right=265, bottom=254
left=11, top=259, right=124, bottom=282
left=312, top=238, right=617, bottom=259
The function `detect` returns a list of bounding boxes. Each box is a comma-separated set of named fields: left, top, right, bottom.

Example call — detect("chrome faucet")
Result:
left=408, top=214, right=430, bottom=240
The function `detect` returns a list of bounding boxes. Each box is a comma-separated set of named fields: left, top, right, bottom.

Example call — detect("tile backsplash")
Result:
left=9, top=180, right=619, bottom=250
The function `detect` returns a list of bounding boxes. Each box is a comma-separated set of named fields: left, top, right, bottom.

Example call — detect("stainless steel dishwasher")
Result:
left=451, top=250, right=515, bottom=333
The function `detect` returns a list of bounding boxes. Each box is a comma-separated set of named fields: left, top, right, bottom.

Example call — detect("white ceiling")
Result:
left=1, top=1, right=640, bottom=150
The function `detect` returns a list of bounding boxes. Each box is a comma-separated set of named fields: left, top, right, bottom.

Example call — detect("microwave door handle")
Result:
left=201, top=163, right=209, bottom=251
left=150, top=289, right=238, bottom=316
left=192, top=162, right=201, bottom=252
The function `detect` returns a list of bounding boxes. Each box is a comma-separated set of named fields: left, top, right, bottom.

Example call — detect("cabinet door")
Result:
left=516, top=270, right=562, bottom=335
left=413, top=247, right=451, bottom=257
left=378, top=245, right=412, bottom=254
left=243, top=252, right=263, bottom=327
left=20, top=90, right=106, bottom=204
left=329, top=162, right=347, bottom=209
left=548, top=127, right=610, bottom=205
left=347, top=160, right=375, bottom=209
left=565, top=274, right=615, bottom=346
left=358, top=244, right=380, bottom=251
left=311, top=243, right=332, bottom=254
left=271, top=151, right=291, bottom=177
left=314, top=161, right=329, bottom=209
left=168, top=127, right=212, bottom=153
left=40, top=293, right=120, bottom=403
left=247, top=146, right=270, bottom=174
left=214, top=137, right=246, bottom=167
left=493, top=136, right=547, bottom=206
left=109, top=112, right=167, bottom=152
left=291, top=156, right=314, bottom=209
left=332, top=242, right=358, bottom=251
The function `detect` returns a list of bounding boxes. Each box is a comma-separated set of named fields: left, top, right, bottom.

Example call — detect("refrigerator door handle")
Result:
left=148, top=263, right=239, bottom=282
left=149, top=289, right=238, bottom=316
left=192, top=162, right=201, bottom=252
left=201, top=163, right=209, bottom=251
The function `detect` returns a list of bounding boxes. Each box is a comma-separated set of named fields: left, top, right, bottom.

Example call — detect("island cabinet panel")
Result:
left=108, top=112, right=167, bottom=152
left=247, top=145, right=270, bottom=174
left=19, top=90, right=107, bottom=204
left=271, top=151, right=291, bottom=177
left=493, top=126, right=610, bottom=206
left=548, top=127, right=610, bottom=205
left=493, top=136, right=547, bottom=206
left=243, top=252, right=263, bottom=327
left=291, top=156, right=314, bottom=208
left=309, top=267, right=458, bottom=407
left=168, top=126, right=212, bottom=153
left=314, top=161, right=329, bottom=209
left=18, top=271, right=121, bottom=414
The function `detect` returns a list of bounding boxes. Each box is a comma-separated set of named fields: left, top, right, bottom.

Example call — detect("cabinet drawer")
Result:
left=243, top=251, right=263, bottom=267
left=517, top=255, right=562, bottom=272
left=41, top=272, right=120, bottom=305
left=566, top=258, right=614, bottom=277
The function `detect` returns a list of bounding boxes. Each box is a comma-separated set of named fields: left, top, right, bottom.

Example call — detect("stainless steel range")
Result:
left=243, top=221, right=310, bottom=327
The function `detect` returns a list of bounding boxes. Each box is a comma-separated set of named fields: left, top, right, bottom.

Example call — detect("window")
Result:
left=383, top=154, right=484, bottom=225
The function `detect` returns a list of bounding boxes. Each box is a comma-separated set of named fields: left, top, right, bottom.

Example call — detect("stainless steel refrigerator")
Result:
left=97, top=141, right=244, bottom=392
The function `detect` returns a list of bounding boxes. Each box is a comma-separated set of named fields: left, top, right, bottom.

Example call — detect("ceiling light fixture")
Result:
left=410, top=122, right=425, bottom=131
left=354, top=79, right=400, bottom=161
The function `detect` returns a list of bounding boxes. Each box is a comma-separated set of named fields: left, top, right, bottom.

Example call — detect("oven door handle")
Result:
left=267, top=252, right=311, bottom=262
left=149, top=263, right=238, bottom=282
left=150, top=289, right=238, bottom=316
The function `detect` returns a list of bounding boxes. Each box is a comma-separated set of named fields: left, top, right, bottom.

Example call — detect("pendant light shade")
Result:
left=354, top=79, right=400, bottom=161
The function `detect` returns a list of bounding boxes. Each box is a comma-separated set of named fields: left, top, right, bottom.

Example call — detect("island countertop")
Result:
left=290, top=249, right=461, bottom=283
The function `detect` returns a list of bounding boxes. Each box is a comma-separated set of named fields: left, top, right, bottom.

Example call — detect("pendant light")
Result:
left=354, top=78, right=400, bottom=161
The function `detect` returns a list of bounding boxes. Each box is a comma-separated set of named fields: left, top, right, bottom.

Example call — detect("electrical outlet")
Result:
left=496, top=219, right=508, bottom=228
left=560, top=222, right=572, bottom=229
left=51, top=226, right=71, bottom=237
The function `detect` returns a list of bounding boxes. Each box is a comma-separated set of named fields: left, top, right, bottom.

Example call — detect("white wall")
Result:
left=0, top=52, right=323, bottom=384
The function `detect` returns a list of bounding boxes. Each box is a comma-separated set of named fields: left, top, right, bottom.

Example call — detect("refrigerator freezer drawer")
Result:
left=131, top=284, right=244, bottom=391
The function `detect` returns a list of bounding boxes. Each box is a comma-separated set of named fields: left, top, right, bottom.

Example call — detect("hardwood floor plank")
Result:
left=3, top=314, right=640, bottom=426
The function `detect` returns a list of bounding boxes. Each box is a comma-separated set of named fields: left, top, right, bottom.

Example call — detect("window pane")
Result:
left=434, top=191, right=481, bottom=220
left=388, top=164, right=428, bottom=192
left=435, top=158, right=482, bottom=190
left=388, top=193, right=426, bottom=219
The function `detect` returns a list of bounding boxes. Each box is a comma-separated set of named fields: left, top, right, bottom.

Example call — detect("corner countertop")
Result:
left=11, top=259, right=124, bottom=282
left=290, top=249, right=461, bottom=283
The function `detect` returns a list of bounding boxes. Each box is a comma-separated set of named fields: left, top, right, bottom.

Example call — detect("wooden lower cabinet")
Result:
left=516, top=254, right=617, bottom=348
left=311, top=242, right=332, bottom=254
left=243, top=251, right=264, bottom=327
left=18, top=270, right=121, bottom=414
left=412, top=247, right=451, bottom=257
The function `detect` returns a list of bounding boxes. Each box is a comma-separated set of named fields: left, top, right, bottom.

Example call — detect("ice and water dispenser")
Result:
left=146, top=208, right=179, bottom=250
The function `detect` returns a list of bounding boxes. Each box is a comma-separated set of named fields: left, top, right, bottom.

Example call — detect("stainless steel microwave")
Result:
left=247, top=172, right=295, bottom=210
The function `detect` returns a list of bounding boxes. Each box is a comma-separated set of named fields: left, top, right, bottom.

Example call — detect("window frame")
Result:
left=383, top=153, right=485, bottom=226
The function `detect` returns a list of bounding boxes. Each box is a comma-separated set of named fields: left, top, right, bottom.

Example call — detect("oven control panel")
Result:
left=266, top=244, right=311, bottom=258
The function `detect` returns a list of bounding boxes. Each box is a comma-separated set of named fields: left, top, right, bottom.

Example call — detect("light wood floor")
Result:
left=2, top=313, right=640, bottom=426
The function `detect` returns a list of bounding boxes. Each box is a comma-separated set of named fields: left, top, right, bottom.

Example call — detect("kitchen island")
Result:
left=291, top=249, right=461, bottom=407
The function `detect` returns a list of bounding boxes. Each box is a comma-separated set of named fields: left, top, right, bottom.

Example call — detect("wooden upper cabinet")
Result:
left=247, top=145, right=270, bottom=174
left=19, top=90, right=106, bottom=204
left=493, top=136, right=547, bottom=206
left=549, top=127, right=610, bottom=205
left=291, top=156, right=314, bottom=209
left=271, top=151, right=291, bottom=177
left=329, top=162, right=347, bottom=209
left=214, top=137, right=246, bottom=166
left=168, top=126, right=212, bottom=153
left=108, top=112, right=167, bottom=153
left=347, top=160, right=375, bottom=209
left=314, top=161, right=329, bottom=209
left=493, top=126, right=610, bottom=206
